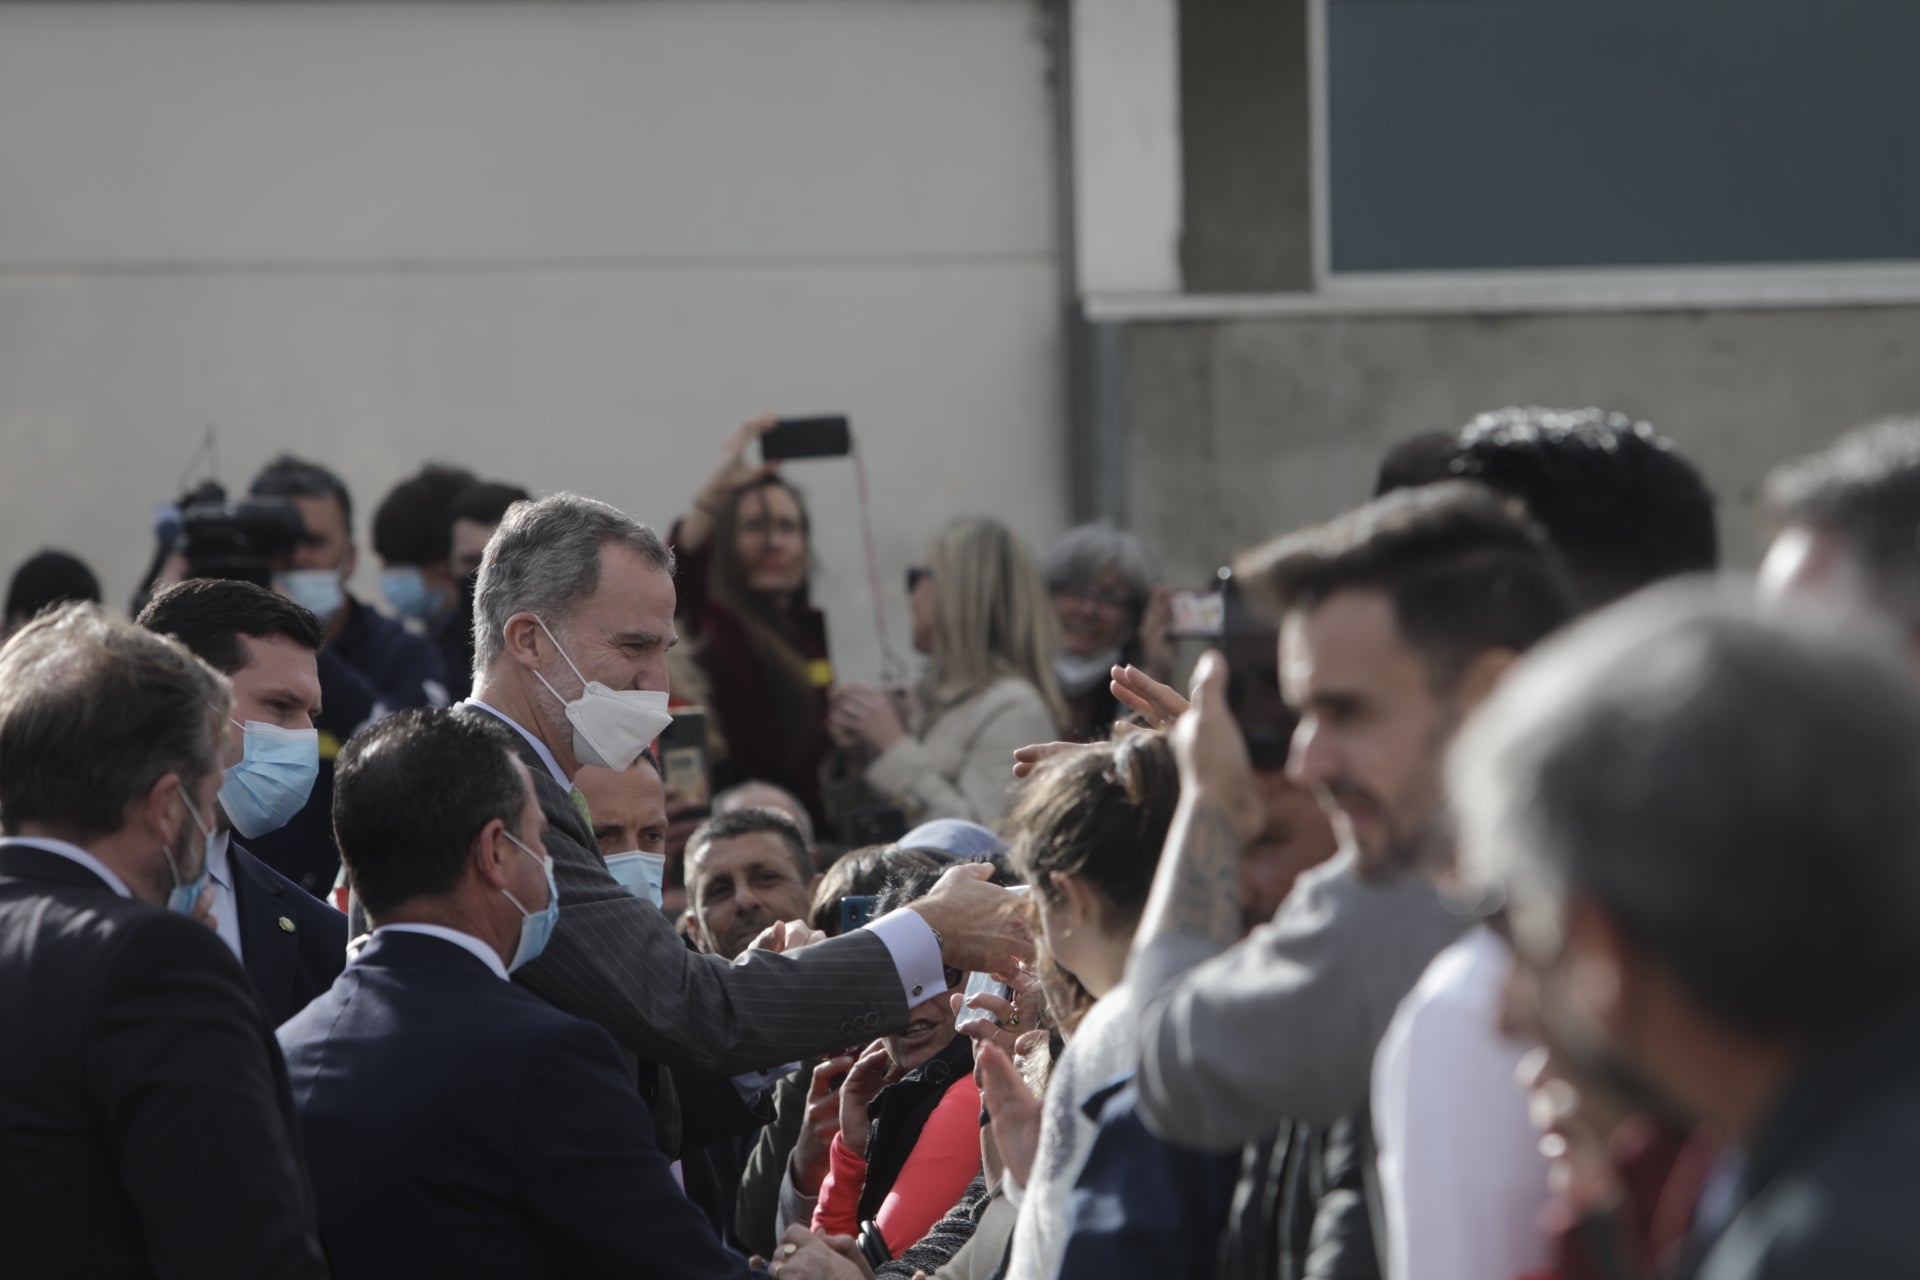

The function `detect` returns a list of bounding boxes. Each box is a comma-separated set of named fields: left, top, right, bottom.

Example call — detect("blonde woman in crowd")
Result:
left=824, top=517, right=1065, bottom=830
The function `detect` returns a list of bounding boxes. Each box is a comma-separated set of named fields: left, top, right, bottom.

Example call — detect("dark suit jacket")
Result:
left=278, top=928, right=755, bottom=1279
left=1686, top=999, right=1920, bottom=1280
left=229, top=838, right=348, bottom=1026
left=0, top=843, right=327, bottom=1279
left=460, top=704, right=912, bottom=1157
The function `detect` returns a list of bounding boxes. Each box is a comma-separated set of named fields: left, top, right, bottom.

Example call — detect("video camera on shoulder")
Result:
left=160, top=480, right=306, bottom=589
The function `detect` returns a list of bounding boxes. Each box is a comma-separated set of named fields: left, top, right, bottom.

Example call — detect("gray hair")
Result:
left=0, top=603, right=230, bottom=837
left=1763, top=416, right=1920, bottom=630
left=1041, top=520, right=1158, bottom=613
left=712, top=780, right=816, bottom=848
left=1450, top=581, right=1920, bottom=1038
left=472, top=493, right=675, bottom=671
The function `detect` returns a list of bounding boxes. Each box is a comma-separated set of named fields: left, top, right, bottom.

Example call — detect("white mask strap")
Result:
left=529, top=615, right=591, bottom=701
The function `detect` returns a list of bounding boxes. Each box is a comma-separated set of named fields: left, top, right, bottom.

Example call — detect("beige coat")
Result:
left=826, top=676, right=1059, bottom=830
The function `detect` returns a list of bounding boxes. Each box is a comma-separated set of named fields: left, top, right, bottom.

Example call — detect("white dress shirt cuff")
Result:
left=866, top=908, right=949, bottom=1008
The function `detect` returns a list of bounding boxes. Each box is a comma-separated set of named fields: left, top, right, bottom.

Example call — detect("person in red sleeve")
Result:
left=813, top=867, right=989, bottom=1266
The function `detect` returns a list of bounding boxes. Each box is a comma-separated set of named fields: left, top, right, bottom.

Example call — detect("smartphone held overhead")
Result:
left=760, top=416, right=852, bottom=461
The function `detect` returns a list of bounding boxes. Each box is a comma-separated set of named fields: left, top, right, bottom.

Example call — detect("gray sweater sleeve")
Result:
left=1131, top=858, right=1467, bottom=1148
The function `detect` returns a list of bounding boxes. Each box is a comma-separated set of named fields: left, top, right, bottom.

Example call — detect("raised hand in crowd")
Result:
left=748, top=919, right=829, bottom=955
left=827, top=681, right=911, bottom=755
left=678, top=414, right=783, bottom=552
left=951, top=959, right=1046, bottom=1062
left=975, top=1043, right=1043, bottom=1188
left=790, top=1054, right=860, bottom=1201
left=1111, top=661, right=1191, bottom=729
left=836, top=1040, right=906, bottom=1162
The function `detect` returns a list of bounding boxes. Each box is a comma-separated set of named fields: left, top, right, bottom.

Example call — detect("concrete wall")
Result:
left=0, top=1, right=1063, bottom=683
left=1108, top=304, right=1920, bottom=586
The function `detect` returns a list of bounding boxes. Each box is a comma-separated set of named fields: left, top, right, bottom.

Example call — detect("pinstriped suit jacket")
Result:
left=470, top=709, right=909, bottom=1150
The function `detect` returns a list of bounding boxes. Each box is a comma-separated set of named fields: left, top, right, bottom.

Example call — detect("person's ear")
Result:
left=1049, top=870, right=1101, bottom=936
left=474, top=818, right=513, bottom=892
left=502, top=613, right=545, bottom=671
left=1452, top=647, right=1519, bottom=716
left=135, top=771, right=185, bottom=846
left=341, top=542, right=359, bottom=582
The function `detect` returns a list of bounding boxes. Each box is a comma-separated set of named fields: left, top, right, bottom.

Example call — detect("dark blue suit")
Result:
left=228, top=839, right=347, bottom=1027
left=277, top=928, right=756, bottom=1279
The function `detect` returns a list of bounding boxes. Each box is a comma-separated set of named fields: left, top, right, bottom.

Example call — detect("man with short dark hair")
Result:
left=1368, top=410, right=1722, bottom=1280
left=1122, top=483, right=1574, bottom=1274
left=279, top=709, right=756, bottom=1278
left=1454, top=586, right=1920, bottom=1278
left=0, top=604, right=327, bottom=1276
left=687, top=808, right=819, bottom=960
left=138, top=578, right=348, bottom=1025
left=374, top=463, right=481, bottom=699
left=373, top=464, right=475, bottom=618
left=1759, top=416, right=1920, bottom=648
left=248, top=454, right=450, bottom=894
left=448, top=479, right=531, bottom=577
left=1437, top=406, right=1718, bottom=610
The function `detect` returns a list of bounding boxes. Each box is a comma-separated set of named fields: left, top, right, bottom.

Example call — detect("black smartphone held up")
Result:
left=838, top=894, right=881, bottom=934
left=761, top=415, right=852, bottom=461
left=656, top=707, right=712, bottom=817
left=1219, top=570, right=1292, bottom=771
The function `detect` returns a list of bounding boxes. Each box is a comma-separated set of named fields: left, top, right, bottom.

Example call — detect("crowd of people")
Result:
left=2, top=405, right=1918, bottom=1279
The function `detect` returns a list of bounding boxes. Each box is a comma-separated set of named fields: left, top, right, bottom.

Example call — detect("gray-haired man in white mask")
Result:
left=459, top=491, right=1031, bottom=1160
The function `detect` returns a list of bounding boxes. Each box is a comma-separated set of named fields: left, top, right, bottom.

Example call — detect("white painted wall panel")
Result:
left=0, top=1, right=1065, bottom=686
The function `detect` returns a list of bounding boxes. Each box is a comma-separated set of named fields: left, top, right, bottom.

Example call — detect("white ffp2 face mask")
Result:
left=527, top=616, right=673, bottom=773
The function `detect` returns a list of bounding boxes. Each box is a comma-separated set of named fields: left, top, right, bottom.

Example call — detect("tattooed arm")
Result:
left=1132, top=796, right=1249, bottom=953
left=1123, top=655, right=1392, bottom=1148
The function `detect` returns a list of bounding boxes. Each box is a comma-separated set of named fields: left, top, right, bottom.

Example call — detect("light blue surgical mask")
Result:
left=275, top=569, right=345, bottom=623
left=164, top=789, right=216, bottom=915
left=501, top=830, right=560, bottom=972
left=219, top=719, right=321, bottom=839
left=379, top=566, right=439, bottom=623
left=604, top=850, right=667, bottom=908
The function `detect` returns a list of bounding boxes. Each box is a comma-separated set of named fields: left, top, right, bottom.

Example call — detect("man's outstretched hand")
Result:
left=906, top=862, right=1033, bottom=975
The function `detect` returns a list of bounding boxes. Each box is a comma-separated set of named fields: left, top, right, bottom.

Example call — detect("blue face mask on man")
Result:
left=604, top=850, right=667, bottom=908
left=379, top=566, right=441, bottom=623
left=275, top=569, right=345, bottom=623
left=500, top=830, right=560, bottom=972
left=219, top=719, right=321, bottom=839
left=163, top=788, right=216, bottom=916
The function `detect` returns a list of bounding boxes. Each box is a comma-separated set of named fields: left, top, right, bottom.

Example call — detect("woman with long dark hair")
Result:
left=672, top=417, right=833, bottom=827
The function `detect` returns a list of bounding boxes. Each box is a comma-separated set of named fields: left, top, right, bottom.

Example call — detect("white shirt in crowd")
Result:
left=205, top=829, right=244, bottom=963
left=1373, top=925, right=1552, bottom=1280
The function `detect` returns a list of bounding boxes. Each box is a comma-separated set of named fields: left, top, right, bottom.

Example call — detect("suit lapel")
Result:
left=452, top=705, right=594, bottom=850
left=230, top=844, right=299, bottom=1020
